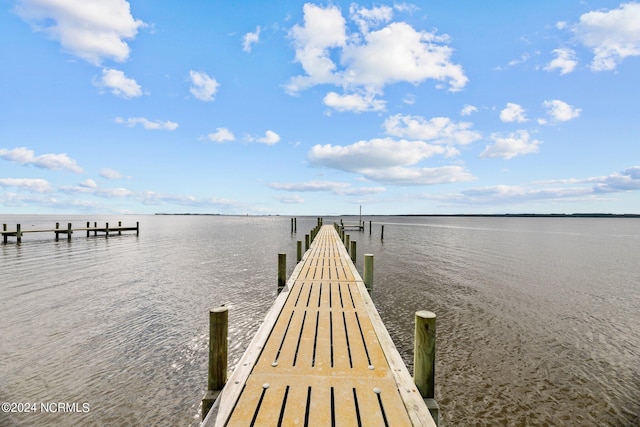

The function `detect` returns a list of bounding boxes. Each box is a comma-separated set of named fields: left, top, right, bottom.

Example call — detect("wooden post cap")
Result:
left=416, top=311, right=436, bottom=319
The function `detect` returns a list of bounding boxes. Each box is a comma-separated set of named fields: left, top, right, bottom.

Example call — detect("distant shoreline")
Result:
left=155, top=213, right=640, bottom=218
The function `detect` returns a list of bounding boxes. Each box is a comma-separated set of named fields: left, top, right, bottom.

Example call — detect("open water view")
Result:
left=1, top=214, right=639, bottom=426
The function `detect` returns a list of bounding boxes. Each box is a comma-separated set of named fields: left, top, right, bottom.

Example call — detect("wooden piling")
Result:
left=118, top=221, right=122, bottom=236
left=16, top=224, right=21, bottom=243
left=414, top=311, right=439, bottom=425
left=3, top=224, right=6, bottom=244
left=297, top=240, right=302, bottom=262
left=86, top=222, right=90, bottom=237
left=136, top=221, right=139, bottom=236
left=381, top=225, right=385, bottom=240
left=350, top=240, right=356, bottom=262
left=105, top=222, right=109, bottom=238
left=369, top=221, right=372, bottom=235
left=55, top=222, right=60, bottom=241
left=67, top=222, right=72, bottom=241
left=202, top=306, right=229, bottom=420
left=278, top=253, right=286, bottom=291
left=305, top=234, right=310, bottom=251
left=364, top=254, right=373, bottom=291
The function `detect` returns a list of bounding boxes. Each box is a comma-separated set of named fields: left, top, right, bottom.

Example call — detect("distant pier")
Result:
left=2, top=221, right=139, bottom=244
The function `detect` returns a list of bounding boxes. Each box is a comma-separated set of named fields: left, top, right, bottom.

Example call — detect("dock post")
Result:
left=369, top=221, right=372, bottom=235
left=278, top=253, right=286, bottom=293
left=16, top=224, right=22, bottom=244
left=202, top=306, right=228, bottom=420
left=105, top=222, right=109, bottom=238
left=136, top=221, right=139, bottom=236
left=381, top=225, right=384, bottom=240
left=55, top=222, right=60, bottom=241
left=414, top=311, right=439, bottom=426
left=291, top=218, right=294, bottom=233
left=86, top=222, right=90, bottom=237
left=364, top=254, right=373, bottom=292
left=305, top=234, right=310, bottom=251
left=350, top=240, right=356, bottom=262
left=294, top=218, right=297, bottom=232
left=67, top=223, right=72, bottom=241
left=345, top=234, right=350, bottom=250
left=3, top=224, right=6, bottom=244
left=118, top=221, right=122, bottom=235
left=94, top=222, right=97, bottom=236
left=297, top=240, right=302, bottom=262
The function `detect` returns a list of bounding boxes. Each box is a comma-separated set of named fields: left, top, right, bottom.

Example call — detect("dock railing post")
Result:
left=86, top=222, right=90, bottom=237
left=16, top=224, right=22, bottom=244
left=369, top=221, right=372, bottom=235
left=3, top=224, right=7, bottom=244
left=305, top=234, right=310, bottom=251
left=350, top=240, right=356, bottom=262
left=105, top=222, right=109, bottom=238
left=94, top=222, right=97, bottom=236
left=414, top=311, right=439, bottom=426
left=297, top=240, right=302, bottom=262
left=67, top=223, right=72, bottom=241
left=278, top=253, right=286, bottom=293
left=136, top=221, right=140, bottom=236
left=381, top=225, right=384, bottom=240
left=118, top=221, right=122, bottom=235
left=202, top=306, right=228, bottom=420
left=364, top=254, right=373, bottom=292
left=55, top=222, right=60, bottom=241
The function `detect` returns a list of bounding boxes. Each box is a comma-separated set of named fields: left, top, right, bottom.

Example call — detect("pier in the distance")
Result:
left=2, top=221, right=139, bottom=244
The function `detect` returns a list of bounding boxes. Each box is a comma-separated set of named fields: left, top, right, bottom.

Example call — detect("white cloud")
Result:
left=115, top=117, right=178, bottom=130
left=286, top=4, right=467, bottom=98
left=79, top=178, right=97, bottom=188
left=480, top=130, right=541, bottom=159
left=207, top=127, right=235, bottom=143
left=0, top=178, right=51, bottom=193
left=96, top=68, right=142, bottom=98
left=15, top=0, right=145, bottom=65
left=383, top=114, right=481, bottom=145
left=276, top=195, right=305, bottom=204
left=243, top=26, right=261, bottom=52
left=500, top=103, right=528, bottom=123
left=0, top=147, right=83, bottom=173
left=592, top=166, right=640, bottom=192
left=544, top=48, right=578, bottom=75
left=308, top=138, right=446, bottom=172
left=100, top=168, right=124, bottom=179
left=257, top=130, right=280, bottom=145
left=572, top=3, right=640, bottom=71
left=269, top=180, right=385, bottom=195
left=323, top=91, right=386, bottom=112
left=360, top=165, right=475, bottom=185
left=461, top=104, right=478, bottom=116
left=543, top=99, right=581, bottom=122
left=349, top=4, right=393, bottom=33
left=189, top=70, right=219, bottom=102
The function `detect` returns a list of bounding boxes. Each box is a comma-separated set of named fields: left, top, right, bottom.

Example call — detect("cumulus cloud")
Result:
left=323, top=91, right=386, bottom=112
left=543, top=99, right=581, bottom=122
left=0, top=178, right=51, bottom=193
left=461, top=104, right=478, bottom=116
left=15, top=0, right=145, bottom=65
left=480, top=130, right=541, bottom=159
left=286, top=3, right=467, bottom=109
left=572, top=2, right=640, bottom=71
left=383, top=114, right=481, bottom=145
left=544, top=48, right=578, bottom=75
left=361, top=165, right=475, bottom=185
left=0, top=147, right=83, bottom=173
left=500, top=103, right=528, bottom=123
left=207, top=127, right=235, bottom=143
left=189, top=70, right=219, bottom=102
left=243, top=26, right=261, bottom=52
left=95, top=68, right=142, bottom=98
left=256, top=130, right=281, bottom=145
left=276, top=195, right=305, bottom=204
left=115, top=117, right=178, bottom=130
left=100, top=168, right=124, bottom=179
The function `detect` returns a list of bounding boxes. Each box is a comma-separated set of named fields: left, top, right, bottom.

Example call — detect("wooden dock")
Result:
left=202, top=223, right=437, bottom=426
left=2, top=221, right=139, bottom=244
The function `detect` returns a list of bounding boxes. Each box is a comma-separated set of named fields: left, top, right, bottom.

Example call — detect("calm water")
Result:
left=1, top=215, right=639, bottom=426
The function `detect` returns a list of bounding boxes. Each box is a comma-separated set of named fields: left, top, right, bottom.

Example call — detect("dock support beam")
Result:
left=202, top=306, right=228, bottom=420
left=364, top=254, right=373, bottom=292
left=278, top=253, right=286, bottom=293
left=414, top=311, right=439, bottom=426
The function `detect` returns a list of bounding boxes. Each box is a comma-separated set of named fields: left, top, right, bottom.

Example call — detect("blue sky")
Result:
left=1, top=1, right=639, bottom=215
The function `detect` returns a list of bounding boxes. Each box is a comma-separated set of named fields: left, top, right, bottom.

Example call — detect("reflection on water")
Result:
left=1, top=215, right=639, bottom=426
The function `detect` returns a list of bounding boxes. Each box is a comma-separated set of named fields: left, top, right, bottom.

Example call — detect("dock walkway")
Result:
left=203, top=224, right=436, bottom=426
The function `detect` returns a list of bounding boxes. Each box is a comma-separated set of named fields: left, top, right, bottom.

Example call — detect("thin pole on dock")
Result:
left=364, top=254, right=373, bottom=292
left=278, top=253, right=286, bottom=293
left=414, top=311, right=439, bottom=425
left=202, top=306, right=228, bottom=420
